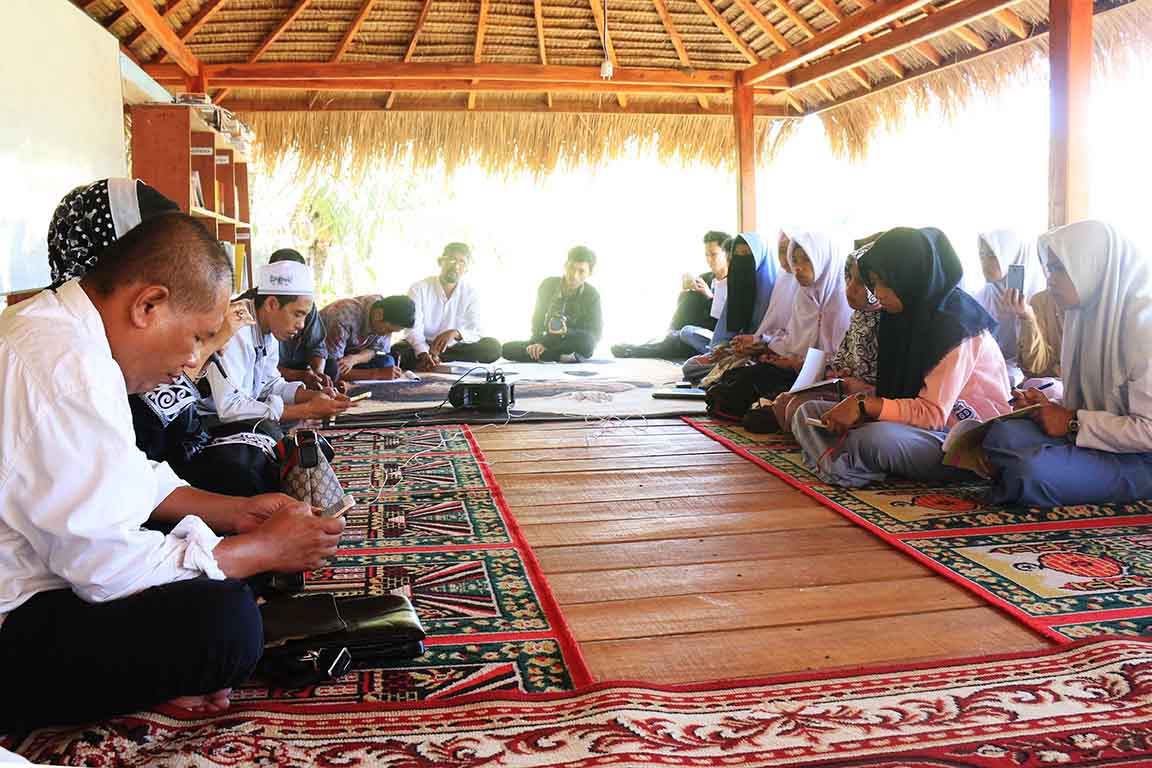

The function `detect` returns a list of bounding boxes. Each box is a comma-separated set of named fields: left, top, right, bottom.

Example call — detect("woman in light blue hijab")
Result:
left=682, top=231, right=780, bottom=383
left=984, top=221, right=1152, bottom=507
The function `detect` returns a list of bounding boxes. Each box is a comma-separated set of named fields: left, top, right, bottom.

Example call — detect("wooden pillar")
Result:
left=733, top=74, right=757, bottom=232
left=1048, top=0, right=1092, bottom=227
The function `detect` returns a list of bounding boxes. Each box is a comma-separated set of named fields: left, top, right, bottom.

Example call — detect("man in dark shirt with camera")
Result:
left=502, top=246, right=603, bottom=363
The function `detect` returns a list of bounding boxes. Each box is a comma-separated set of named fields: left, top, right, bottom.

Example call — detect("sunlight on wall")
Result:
left=250, top=62, right=1149, bottom=349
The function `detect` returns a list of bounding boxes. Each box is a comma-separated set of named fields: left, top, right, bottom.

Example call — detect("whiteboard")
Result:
left=0, top=0, right=127, bottom=294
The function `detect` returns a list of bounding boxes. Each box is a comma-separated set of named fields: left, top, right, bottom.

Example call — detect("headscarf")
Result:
left=975, top=229, right=1044, bottom=364
left=714, top=231, right=777, bottom=340
left=752, top=227, right=799, bottom=345
left=48, top=178, right=178, bottom=284
left=1044, top=221, right=1152, bottom=414
left=46, top=178, right=197, bottom=429
left=859, top=227, right=997, bottom=399
left=771, top=230, right=852, bottom=357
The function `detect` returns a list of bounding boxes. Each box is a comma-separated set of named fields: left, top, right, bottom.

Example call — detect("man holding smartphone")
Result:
left=501, top=246, right=603, bottom=363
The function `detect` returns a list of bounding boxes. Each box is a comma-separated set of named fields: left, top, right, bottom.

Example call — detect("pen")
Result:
left=1009, top=381, right=1055, bottom=404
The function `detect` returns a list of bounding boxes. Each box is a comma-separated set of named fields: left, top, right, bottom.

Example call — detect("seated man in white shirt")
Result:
left=392, top=243, right=502, bottom=372
left=0, top=213, right=345, bottom=734
left=199, top=261, right=350, bottom=429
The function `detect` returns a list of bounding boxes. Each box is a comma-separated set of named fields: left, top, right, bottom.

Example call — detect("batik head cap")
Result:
left=257, top=260, right=313, bottom=296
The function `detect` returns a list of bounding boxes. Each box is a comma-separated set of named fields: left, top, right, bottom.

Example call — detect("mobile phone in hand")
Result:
left=1006, top=264, right=1025, bottom=293
left=349, top=391, right=372, bottom=402
left=322, top=494, right=355, bottom=518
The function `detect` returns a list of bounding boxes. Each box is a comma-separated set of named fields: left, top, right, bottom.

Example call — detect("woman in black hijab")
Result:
left=789, top=227, right=1013, bottom=487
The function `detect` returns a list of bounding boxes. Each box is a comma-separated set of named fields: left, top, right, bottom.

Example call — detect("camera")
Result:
left=547, top=313, right=567, bottom=334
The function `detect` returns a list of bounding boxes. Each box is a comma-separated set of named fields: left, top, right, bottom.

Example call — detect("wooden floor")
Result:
left=472, top=418, right=1054, bottom=685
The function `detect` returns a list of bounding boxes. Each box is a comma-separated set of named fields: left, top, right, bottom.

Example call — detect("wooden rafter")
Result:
left=788, top=0, right=1021, bottom=87
left=146, top=62, right=758, bottom=88
left=744, top=0, right=935, bottom=83
left=121, top=0, right=202, bottom=77
left=533, top=0, right=553, bottom=107
left=103, top=7, right=131, bottom=30
left=767, top=0, right=817, bottom=36
left=468, top=0, right=490, bottom=110
left=993, top=8, right=1030, bottom=37
left=156, top=0, right=228, bottom=63
left=693, top=0, right=761, bottom=63
left=333, top=0, right=377, bottom=60
left=730, top=0, right=792, bottom=50
left=845, top=67, right=872, bottom=87
left=890, top=18, right=944, bottom=64
left=309, top=0, right=377, bottom=108
left=920, top=5, right=989, bottom=51
left=385, top=0, right=435, bottom=109
left=589, top=0, right=628, bottom=108
left=226, top=98, right=798, bottom=117
left=652, top=0, right=709, bottom=108
left=122, top=0, right=187, bottom=50
left=814, top=80, right=835, bottom=99
left=215, top=0, right=313, bottom=104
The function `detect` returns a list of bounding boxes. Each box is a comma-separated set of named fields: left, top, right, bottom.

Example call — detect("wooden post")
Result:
left=733, top=75, right=756, bottom=233
left=1048, top=0, right=1091, bottom=227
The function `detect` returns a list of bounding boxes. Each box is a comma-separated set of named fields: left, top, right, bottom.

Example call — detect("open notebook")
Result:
left=942, top=404, right=1044, bottom=476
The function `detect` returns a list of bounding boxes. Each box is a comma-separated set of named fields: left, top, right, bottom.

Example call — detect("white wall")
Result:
left=0, top=0, right=126, bottom=294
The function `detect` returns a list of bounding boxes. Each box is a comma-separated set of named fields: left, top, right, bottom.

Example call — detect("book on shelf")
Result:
left=190, top=171, right=205, bottom=208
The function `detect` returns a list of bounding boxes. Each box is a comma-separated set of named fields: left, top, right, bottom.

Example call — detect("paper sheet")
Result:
left=788, top=348, right=827, bottom=393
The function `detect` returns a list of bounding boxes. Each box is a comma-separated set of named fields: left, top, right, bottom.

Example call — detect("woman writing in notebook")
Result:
left=791, top=227, right=1012, bottom=487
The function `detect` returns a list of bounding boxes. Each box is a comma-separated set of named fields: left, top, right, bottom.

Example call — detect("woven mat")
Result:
left=17, top=638, right=1152, bottom=766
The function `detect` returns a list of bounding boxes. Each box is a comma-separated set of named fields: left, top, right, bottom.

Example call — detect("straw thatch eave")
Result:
left=78, top=0, right=1151, bottom=174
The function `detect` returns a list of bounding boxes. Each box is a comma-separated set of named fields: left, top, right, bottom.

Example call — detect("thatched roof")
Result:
left=80, top=0, right=1151, bottom=173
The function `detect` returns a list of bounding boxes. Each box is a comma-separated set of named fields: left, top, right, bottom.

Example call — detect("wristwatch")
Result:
left=1067, top=415, right=1080, bottom=441
left=856, top=392, right=870, bottom=421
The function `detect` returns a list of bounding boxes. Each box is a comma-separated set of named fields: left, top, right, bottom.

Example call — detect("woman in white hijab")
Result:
left=984, top=221, right=1152, bottom=507
left=974, top=229, right=1044, bottom=382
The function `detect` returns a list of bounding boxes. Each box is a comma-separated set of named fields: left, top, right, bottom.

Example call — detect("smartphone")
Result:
left=322, top=494, right=355, bottom=518
left=349, top=391, right=373, bottom=402
left=1006, top=264, right=1025, bottom=293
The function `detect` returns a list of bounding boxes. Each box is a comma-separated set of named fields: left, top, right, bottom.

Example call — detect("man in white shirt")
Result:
left=200, top=261, right=350, bottom=427
left=393, top=243, right=501, bottom=372
left=0, top=214, right=344, bottom=733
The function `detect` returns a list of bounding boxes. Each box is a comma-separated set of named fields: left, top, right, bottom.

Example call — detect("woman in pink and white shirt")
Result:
left=792, top=227, right=1011, bottom=487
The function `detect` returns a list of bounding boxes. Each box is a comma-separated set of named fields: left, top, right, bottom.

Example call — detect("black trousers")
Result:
left=502, top=337, right=595, bottom=363
left=393, top=338, right=502, bottom=369
left=324, top=352, right=395, bottom=382
left=0, top=578, right=262, bottom=733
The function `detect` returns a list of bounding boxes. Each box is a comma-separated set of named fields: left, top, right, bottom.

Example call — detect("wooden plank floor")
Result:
left=472, top=418, right=1054, bottom=684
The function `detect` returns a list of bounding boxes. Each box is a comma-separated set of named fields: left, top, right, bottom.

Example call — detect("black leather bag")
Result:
left=705, top=363, right=798, bottom=421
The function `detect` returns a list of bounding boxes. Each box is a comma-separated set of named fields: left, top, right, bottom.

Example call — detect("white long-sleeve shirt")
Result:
left=199, top=322, right=303, bottom=422
left=404, top=276, right=484, bottom=356
left=1076, top=364, right=1152, bottom=454
left=0, top=281, right=223, bottom=626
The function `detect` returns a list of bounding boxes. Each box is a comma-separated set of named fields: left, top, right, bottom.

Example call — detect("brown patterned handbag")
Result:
left=279, top=429, right=347, bottom=511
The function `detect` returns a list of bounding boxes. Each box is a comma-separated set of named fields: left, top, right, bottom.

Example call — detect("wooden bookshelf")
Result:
left=130, top=103, right=254, bottom=291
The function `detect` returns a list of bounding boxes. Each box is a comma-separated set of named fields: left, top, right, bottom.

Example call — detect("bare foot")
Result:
left=168, top=688, right=233, bottom=714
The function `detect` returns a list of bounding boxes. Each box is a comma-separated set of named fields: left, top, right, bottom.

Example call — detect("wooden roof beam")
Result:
left=845, top=67, right=873, bottom=87
left=210, top=79, right=733, bottom=95
left=216, top=0, right=313, bottom=104
left=226, top=97, right=799, bottom=117
left=589, top=0, right=628, bottom=108
left=744, top=0, right=936, bottom=83
left=814, top=80, right=835, bottom=99
left=333, top=0, right=377, bottom=60
left=921, top=4, right=989, bottom=50
left=385, top=0, right=435, bottom=109
left=789, top=0, right=1024, bottom=87
left=652, top=0, right=709, bottom=108
left=122, top=0, right=188, bottom=51
left=890, top=18, right=944, bottom=64
left=468, top=0, right=490, bottom=109
left=730, top=0, right=793, bottom=51
left=766, top=0, right=818, bottom=36
left=145, top=62, right=760, bottom=88
left=120, top=0, right=203, bottom=77
left=533, top=0, right=553, bottom=108
left=156, top=0, right=228, bottom=63
left=693, top=0, right=761, bottom=63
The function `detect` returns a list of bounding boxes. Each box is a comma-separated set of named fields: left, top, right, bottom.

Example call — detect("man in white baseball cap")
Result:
left=199, top=261, right=350, bottom=426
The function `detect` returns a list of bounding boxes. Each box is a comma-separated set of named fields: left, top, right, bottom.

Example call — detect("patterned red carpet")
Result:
left=17, top=638, right=1152, bottom=766
left=684, top=416, right=1152, bottom=642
